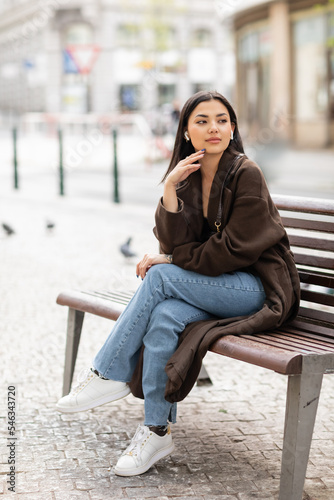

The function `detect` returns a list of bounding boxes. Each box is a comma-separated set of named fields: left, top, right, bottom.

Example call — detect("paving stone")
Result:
left=158, top=484, right=196, bottom=496
left=92, top=468, right=112, bottom=479
left=306, top=466, right=334, bottom=479
left=15, top=482, right=40, bottom=494
left=89, top=487, right=125, bottom=499
left=253, top=477, right=280, bottom=491
left=225, top=479, right=257, bottom=495
left=76, top=458, right=112, bottom=469
left=56, top=441, right=86, bottom=451
left=111, top=474, right=145, bottom=488
left=75, top=478, right=111, bottom=491
left=58, top=467, right=87, bottom=480
left=206, top=469, right=241, bottom=483
left=168, top=497, right=205, bottom=500
left=54, top=491, right=91, bottom=499
left=64, top=449, right=97, bottom=460
left=127, top=497, right=169, bottom=500
left=10, top=494, right=54, bottom=500
left=125, top=486, right=162, bottom=498
left=32, top=450, right=65, bottom=461
left=45, top=458, right=77, bottom=470
left=203, top=496, right=237, bottom=500
left=38, top=477, right=74, bottom=491
left=237, top=492, right=277, bottom=500
left=188, top=482, right=227, bottom=496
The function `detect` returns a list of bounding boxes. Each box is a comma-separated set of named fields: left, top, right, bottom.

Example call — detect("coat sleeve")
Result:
left=153, top=195, right=200, bottom=254
left=172, top=166, right=286, bottom=276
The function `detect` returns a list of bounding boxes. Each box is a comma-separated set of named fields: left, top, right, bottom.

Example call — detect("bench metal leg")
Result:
left=279, top=372, right=323, bottom=500
left=62, top=308, right=85, bottom=396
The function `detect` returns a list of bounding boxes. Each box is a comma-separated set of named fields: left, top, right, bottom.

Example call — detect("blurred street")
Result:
left=1, top=138, right=334, bottom=499
left=0, top=130, right=333, bottom=206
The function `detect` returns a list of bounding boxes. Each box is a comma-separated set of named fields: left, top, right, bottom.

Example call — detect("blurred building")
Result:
left=233, top=0, right=334, bottom=148
left=0, top=0, right=234, bottom=118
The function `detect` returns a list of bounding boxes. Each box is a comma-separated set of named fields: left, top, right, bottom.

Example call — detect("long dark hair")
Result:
left=162, top=90, right=245, bottom=182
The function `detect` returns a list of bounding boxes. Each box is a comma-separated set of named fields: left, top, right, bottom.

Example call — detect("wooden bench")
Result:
left=56, top=194, right=334, bottom=500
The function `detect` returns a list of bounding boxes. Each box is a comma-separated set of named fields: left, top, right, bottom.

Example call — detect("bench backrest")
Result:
left=272, top=195, right=334, bottom=331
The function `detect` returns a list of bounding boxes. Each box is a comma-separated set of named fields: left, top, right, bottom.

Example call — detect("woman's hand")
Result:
left=163, top=150, right=205, bottom=213
left=165, top=150, right=205, bottom=187
left=136, top=253, right=172, bottom=279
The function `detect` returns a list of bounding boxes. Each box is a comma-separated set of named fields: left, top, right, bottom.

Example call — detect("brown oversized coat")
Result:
left=129, top=148, right=300, bottom=403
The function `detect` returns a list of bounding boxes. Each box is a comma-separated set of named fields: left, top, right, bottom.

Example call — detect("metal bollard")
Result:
left=112, top=128, right=120, bottom=203
left=58, top=128, right=64, bottom=196
left=13, top=128, right=18, bottom=189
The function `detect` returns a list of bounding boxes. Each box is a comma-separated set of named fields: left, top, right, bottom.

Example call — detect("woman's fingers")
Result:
left=136, top=254, right=151, bottom=279
left=166, top=150, right=205, bottom=185
left=181, top=150, right=205, bottom=164
left=136, top=254, right=170, bottom=279
left=169, top=163, right=201, bottom=184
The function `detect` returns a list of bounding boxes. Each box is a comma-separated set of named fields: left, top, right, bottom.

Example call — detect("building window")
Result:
left=65, top=23, right=93, bottom=45
left=158, top=83, right=176, bottom=106
left=237, top=27, right=271, bottom=130
left=119, top=84, right=140, bottom=111
left=153, top=26, right=177, bottom=51
left=293, top=14, right=327, bottom=120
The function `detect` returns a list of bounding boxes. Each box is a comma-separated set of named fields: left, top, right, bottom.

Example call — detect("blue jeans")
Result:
left=93, top=264, right=266, bottom=426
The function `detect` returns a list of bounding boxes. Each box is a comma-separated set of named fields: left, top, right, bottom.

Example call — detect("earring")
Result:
left=230, top=130, right=234, bottom=140
left=184, top=131, right=190, bottom=142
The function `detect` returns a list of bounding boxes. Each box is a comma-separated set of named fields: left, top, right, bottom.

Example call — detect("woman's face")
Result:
left=186, top=99, right=235, bottom=154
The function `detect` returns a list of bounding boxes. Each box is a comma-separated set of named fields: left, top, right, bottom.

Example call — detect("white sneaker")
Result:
left=56, top=368, right=130, bottom=413
left=114, top=424, right=174, bottom=476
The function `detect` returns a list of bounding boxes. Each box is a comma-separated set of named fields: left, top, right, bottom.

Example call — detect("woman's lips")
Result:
left=206, top=138, right=221, bottom=143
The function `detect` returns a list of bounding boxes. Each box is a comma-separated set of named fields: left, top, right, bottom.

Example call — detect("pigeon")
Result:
left=120, top=237, right=137, bottom=258
left=46, top=220, right=55, bottom=232
left=2, top=223, right=15, bottom=236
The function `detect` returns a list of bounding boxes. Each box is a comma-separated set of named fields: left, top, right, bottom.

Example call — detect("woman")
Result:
left=56, top=91, right=300, bottom=477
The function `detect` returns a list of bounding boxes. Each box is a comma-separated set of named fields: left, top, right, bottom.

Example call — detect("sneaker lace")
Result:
left=123, top=425, right=150, bottom=458
left=69, top=368, right=93, bottom=395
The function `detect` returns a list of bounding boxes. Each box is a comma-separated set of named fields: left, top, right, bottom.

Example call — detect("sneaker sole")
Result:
left=114, top=441, right=175, bottom=476
left=56, top=386, right=131, bottom=413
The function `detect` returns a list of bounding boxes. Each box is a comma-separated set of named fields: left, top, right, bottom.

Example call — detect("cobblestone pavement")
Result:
left=0, top=153, right=334, bottom=500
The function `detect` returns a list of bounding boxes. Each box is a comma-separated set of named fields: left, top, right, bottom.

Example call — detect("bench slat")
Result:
left=272, top=195, right=334, bottom=215
left=277, top=328, right=334, bottom=346
left=298, top=269, right=334, bottom=288
left=290, top=319, right=334, bottom=338
left=289, top=234, right=334, bottom=252
left=81, top=289, right=134, bottom=304
left=293, top=252, right=334, bottom=269
left=56, top=290, right=127, bottom=321
left=283, top=327, right=334, bottom=343
left=297, top=307, right=334, bottom=326
left=244, top=334, right=324, bottom=353
left=281, top=217, right=334, bottom=233
left=300, top=288, right=334, bottom=307
left=255, top=333, right=334, bottom=353
left=210, top=334, right=302, bottom=374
